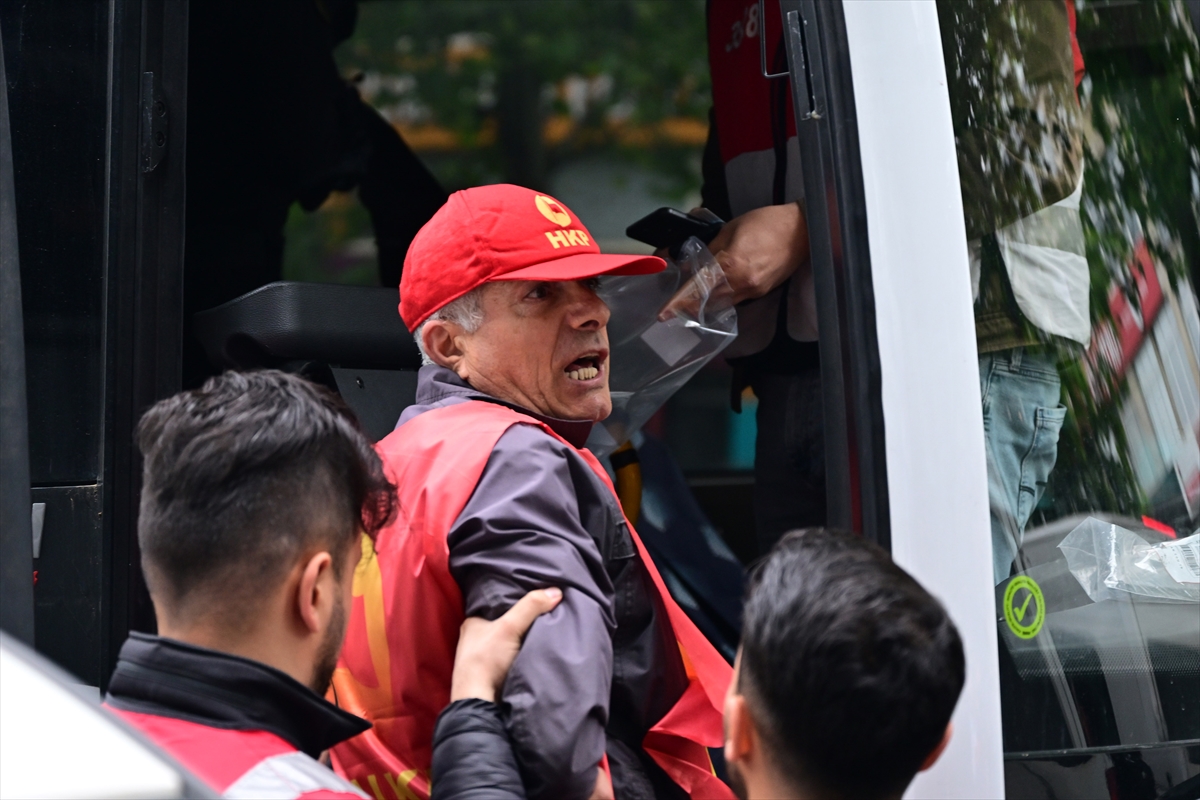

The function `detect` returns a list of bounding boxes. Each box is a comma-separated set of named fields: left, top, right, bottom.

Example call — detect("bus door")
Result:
left=0, top=0, right=189, bottom=688
left=794, top=1, right=1200, bottom=797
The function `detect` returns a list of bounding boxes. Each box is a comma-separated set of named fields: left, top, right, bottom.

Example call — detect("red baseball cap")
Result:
left=399, top=184, right=665, bottom=331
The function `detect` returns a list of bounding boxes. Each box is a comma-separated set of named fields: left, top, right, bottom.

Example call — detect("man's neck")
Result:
left=744, top=772, right=899, bottom=800
left=743, top=770, right=803, bottom=800
left=157, top=619, right=312, bottom=689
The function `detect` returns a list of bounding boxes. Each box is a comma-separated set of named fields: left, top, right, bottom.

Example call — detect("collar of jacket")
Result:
left=104, top=632, right=370, bottom=758
left=414, top=364, right=595, bottom=449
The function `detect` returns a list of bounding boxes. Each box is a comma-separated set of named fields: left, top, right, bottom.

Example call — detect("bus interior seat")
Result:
left=192, top=281, right=420, bottom=441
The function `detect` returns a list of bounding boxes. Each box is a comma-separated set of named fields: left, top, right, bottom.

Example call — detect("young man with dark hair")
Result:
left=103, top=370, right=559, bottom=799
left=723, top=528, right=964, bottom=800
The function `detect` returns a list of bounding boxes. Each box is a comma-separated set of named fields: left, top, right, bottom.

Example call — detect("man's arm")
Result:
left=431, top=588, right=564, bottom=800
left=447, top=426, right=616, bottom=800
left=431, top=700, right=525, bottom=800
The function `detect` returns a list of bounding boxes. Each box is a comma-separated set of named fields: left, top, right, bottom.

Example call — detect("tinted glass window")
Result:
left=939, top=0, right=1199, bottom=770
left=281, top=1, right=756, bottom=533
left=285, top=0, right=711, bottom=288
left=1, top=3, right=110, bottom=484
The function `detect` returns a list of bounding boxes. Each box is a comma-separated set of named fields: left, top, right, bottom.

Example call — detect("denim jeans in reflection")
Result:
left=980, top=348, right=1067, bottom=584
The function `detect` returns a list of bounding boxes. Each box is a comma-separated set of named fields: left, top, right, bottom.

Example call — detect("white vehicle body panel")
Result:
left=841, top=2, right=1006, bottom=797
left=0, top=637, right=186, bottom=799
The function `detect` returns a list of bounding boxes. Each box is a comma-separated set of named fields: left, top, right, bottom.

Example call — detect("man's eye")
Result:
left=526, top=284, right=549, bottom=300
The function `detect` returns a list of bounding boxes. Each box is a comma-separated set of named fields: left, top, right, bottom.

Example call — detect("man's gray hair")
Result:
left=414, top=285, right=487, bottom=366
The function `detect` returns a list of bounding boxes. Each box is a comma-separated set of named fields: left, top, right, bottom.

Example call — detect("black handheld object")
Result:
left=626, top=207, right=724, bottom=253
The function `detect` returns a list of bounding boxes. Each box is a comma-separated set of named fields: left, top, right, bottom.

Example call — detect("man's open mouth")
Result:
left=565, top=353, right=604, bottom=382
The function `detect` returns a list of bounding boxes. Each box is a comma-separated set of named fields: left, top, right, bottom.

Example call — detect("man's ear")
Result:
left=421, top=320, right=468, bottom=375
left=724, top=650, right=753, bottom=767
left=296, top=551, right=334, bottom=635
left=919, top=722, right=953, bottom=772
left=724, top=693, right=755, bottom=768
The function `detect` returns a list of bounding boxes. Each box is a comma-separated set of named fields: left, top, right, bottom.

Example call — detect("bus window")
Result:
left=937, top=0, right=1200, bottom=791
left=281, top=0, right=711, bottom=288
left=1, top=4, right=109, bottom=487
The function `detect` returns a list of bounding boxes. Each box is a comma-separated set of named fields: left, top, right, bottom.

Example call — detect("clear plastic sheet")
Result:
left=586, top=237, right=737, bottom=458
left=1058, top=517, right=1200, bottom=603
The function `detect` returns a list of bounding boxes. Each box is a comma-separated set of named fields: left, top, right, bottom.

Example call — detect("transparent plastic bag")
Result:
left=586, top=237, right=737, bottom=458
left=1057, top=517, right=1200, bottom=603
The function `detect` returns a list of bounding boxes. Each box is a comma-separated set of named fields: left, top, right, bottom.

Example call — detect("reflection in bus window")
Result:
left=940, top=0, right=1089, bottom=586
left=939, top=0, right=1200, bottom=777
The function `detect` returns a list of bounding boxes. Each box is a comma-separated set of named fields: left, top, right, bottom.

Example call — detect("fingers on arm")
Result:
left=498, top=587, right=564, bottom=639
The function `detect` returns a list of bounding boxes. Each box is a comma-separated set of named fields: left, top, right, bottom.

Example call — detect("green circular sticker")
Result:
left=1004, top=575, right=1045, bottom=639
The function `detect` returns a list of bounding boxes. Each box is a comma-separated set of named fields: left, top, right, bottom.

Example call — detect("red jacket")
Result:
left=105, top=633, right=370, bottom=799
left=113, top=710, right=366, bottom=799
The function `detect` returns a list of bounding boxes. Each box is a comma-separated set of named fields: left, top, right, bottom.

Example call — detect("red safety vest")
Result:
left=707, top=0, right=796, bottom=190
left=330, top=400, right=734, bottom=800
left=110, top=708, right=367, bottom=799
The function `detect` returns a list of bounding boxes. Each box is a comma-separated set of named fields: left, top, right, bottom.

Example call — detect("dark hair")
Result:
left=739, top=529, right=965, bottom=799
left=136, top=370, right=395, bottom=624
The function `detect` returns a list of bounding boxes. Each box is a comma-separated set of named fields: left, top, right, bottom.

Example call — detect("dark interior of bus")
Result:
left=2, top=1, right=1199, bottom=797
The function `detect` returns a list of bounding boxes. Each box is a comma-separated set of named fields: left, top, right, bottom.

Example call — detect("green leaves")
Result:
left=333, top=0, right=710, bottom=191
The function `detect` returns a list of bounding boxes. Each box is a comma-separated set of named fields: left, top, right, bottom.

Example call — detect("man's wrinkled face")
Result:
left=454, top=279, right=612, bottom=422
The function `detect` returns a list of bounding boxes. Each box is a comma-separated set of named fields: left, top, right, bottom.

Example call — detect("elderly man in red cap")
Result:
left=330, top=184, right=733, bottom=800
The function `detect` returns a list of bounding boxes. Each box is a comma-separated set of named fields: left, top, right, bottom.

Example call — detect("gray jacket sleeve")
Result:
left=447, top=424, right=615, bottom=800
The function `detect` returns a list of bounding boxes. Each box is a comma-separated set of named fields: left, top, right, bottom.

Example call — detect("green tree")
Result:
left=336, top=0, right=709, bottom=191
left=1039, top=0, right=1199, bottom=525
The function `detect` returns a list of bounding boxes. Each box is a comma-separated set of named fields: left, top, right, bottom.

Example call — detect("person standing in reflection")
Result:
left=938, top=0, right=1090, bottom=583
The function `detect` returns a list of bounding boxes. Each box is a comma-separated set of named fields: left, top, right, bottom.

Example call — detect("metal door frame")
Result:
left=778, top=0, right=890, bottom=550
left=100, top=0, right=189, bottom=686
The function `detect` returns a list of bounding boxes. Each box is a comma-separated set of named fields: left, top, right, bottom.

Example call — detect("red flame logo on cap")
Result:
left=534, top=195, right=571, bottom=227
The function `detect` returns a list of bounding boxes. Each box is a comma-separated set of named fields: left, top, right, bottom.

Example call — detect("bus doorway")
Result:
left=183, top=0, right=760, bottom=662
left=2, top=0, right=888, bottom=705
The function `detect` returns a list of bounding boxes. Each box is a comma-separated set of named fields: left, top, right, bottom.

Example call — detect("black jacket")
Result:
left=106, top=633, right=524, bottom=799
left=432, top=700, right=525, bottom=800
